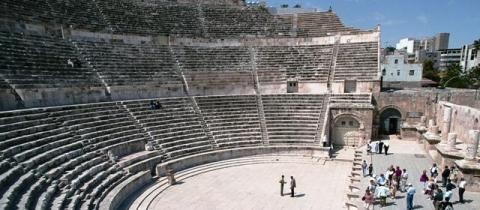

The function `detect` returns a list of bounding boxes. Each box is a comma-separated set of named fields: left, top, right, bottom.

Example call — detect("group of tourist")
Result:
left=367, top=140, right=390, bottom=155
left=279, top=175, right=296, bottom=197
left=361, top=161, right=468, bottom=210
left=420, top=163, right=467, bottom=210
left=361, top=163, right=413, bottom=209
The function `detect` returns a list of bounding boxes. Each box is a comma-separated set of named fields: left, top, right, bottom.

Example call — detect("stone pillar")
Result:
left=427, top=119, right=439, bottom=135
left=420, top=116, right=427, bottom=127
left=447, top=133, right=457, bottom=151
left=441, top=107, right=452, bottom=144
left=465, top=130, right=480, bottom=161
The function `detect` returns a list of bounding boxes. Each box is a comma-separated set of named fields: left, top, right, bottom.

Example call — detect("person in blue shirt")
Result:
left=377, top=174, right=387, bottom=186
left=406, top=183, right=416, bottom=210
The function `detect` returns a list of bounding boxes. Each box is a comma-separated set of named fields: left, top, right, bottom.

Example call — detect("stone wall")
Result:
left=437, top=101, right=480, bottom=144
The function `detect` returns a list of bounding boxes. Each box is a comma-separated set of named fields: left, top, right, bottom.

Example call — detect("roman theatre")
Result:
left=0, top=0, right=479, bottom=210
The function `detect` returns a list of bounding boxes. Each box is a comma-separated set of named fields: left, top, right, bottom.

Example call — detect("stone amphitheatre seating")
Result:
left=256, top=45, right=334, bottom=82
left=76, top=40, right=182, bottom=86
left=96, top=1, right=202, bottom=36
left=0, top=102, right=150, bottom=210
left=195, top=95, right=263, bottom=148
left=0, top=32, right=102, bottom=89
left=173, top=46, right=254, bottom=85
left=296, top=12, right=360, bottom=37
left=262, top=94, right=326, bottom=144
left=334, top=42, right=379, bottom=81
left=329, top=93, right=372, bottom=104
left=202, top=5, right=291, bottom=37
left=123, top=98, right=213, bottom=160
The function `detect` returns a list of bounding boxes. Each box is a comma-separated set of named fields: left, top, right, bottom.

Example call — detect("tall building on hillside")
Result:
left=460, top=44, right=479, bottom=71
left=438, top=48, right=462, bottom=71
left=396, top=33, right=450, bottom=54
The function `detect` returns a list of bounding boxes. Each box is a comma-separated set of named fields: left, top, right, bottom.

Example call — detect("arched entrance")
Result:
left=380, top=108, right=402, bottom=135
left=332, top=116, right=361, bottom=146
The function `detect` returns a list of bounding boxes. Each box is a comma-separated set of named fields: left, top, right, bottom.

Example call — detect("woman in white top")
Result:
left=459, top=177, right=467, bottom=203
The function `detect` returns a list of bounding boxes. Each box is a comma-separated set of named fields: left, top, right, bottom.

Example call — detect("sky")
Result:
left=266, top=0, right=480, bottom=48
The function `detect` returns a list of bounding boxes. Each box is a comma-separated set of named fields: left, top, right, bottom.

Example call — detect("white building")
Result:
left=396, top=38, right=419, bottom=54
left=381, top=52, right=423, bottom=88
left=438, top=48, right=462, bottom=71
left=460, top=44, right=479, bottom=71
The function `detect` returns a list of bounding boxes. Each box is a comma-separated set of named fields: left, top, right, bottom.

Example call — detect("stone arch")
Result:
left=331, top=114, right=363, bottom=146
left=379, top=106, right=402, bottom=135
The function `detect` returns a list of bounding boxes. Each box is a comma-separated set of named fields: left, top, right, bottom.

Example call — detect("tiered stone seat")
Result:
left=173, top=46, right=254, bottom=85
left=47, top=0, right=109, bottom=31
left=124, top=98, right=213, bottom=159
left=0, top=102, right=149, bottom=210
left=256, top=45, right=333, bottom=82
left=296, top=12, right=360, bottom=37
left=0, top=32, right=102, bottom=89
left=202, top=5, right=291, bottom=37
left=329, top=94, right=371, bottom=104
left=96, top=0, right=202, bottom=36
left=334, top=42, right=379, bottom=81
left=262, top=94, right=326, bottom=144
left=0, top=80, right=10, bottom=89
left=76, top=40, right=182, bottom=86
left=196, top=95, right=263, bottom=147
left=0, top=0, right=54, bottom=24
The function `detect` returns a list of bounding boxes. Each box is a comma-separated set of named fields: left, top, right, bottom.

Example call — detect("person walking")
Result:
left=458, top=177, right=466, bottom=203
left=384, top=141, right=390, bottom=155
left=368, top=163, right=374, bottom=177
left=432, top=188, right=443, bottom=210
left=420, top=170, right=428, bottom=190
left=362, top=160, right=368, bottom=177
left=362, top=189, right=373, bottom=210
left=406, top=183, right=416, bottom=210
left=378, top=141, right=384, bottom=154
left=279, top=175, right=286, bottom=196
left=290, top=176, right=296, bottom=197
left=430, top=163, right=439, bottom=182
left=441, top=166, right=451, bottom=187
left=376, top=184, right=389, bottom=207
left=401, top=168, right=409, bottom=192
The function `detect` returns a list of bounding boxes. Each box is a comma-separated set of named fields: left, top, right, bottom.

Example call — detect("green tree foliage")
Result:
left=385, top=47, right=396, bottom=53
left=467, top=65, right=480, bottom=88
left=441, top=64, right=470, bottom=88
left=422, top=60, right=440, bottom=82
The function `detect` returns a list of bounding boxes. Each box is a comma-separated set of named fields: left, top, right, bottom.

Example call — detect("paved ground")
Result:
left=360, top=138, right=480, bottom=210
left=144, top=155, right=351, bottom=210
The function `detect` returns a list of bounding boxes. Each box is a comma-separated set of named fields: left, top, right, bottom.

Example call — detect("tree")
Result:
left=281, top=4, right=289, bottom=8
left=293, top=4, right=301, bottom=8
left=385, top=46, right=396, bottom=53
left=422, top=60, right=440, bottom=82
left=466, top=65, right=480, bottom=88
left=441, top=63, right=470, bottom=88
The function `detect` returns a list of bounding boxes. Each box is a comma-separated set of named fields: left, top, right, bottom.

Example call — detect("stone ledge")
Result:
left=156, top=145, right=328, bottom=176
left=436, top=144, right=464, bottom=159
left=99, top=171, right=152, bottom=210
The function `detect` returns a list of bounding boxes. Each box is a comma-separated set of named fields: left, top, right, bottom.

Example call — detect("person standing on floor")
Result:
left=384, top=141, right=390, bottom=155
left=290, top=176, right=296, bottom=197
left=368, top=163, right=374, bottom=177
left=420, top=169, right=429, bottom=190
left=458, top=177, right=466, bottom=203
left=430, top=163, right=439, bottom=182
left=362, top=160, right=368, bottom=177
left=362, top=189, right=373, bottom=210
left=441, top=166, right=451, bottom=187
left=406, top=183, right=416, bottom=210
left=279, top=175, right=286, bottom=196
left=374, top=141, right=379, bottom=154
left=378, top=141, right=384, bottom=154
left=433, top=188, right=443, bottom=210
left=401, top=168, right=408, bottom=192
left=376, top=184, right=389, bottom=207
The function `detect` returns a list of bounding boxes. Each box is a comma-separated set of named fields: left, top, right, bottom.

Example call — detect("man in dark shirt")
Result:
left=442, top=166, right=451, bottom=187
